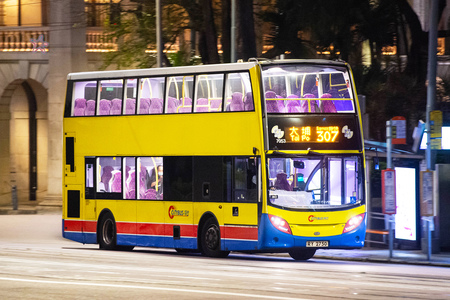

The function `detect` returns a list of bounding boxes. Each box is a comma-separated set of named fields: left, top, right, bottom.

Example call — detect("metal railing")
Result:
left=0, top=27, right=117, bottom=53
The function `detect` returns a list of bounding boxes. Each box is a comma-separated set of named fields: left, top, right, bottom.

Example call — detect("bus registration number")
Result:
left=306, top=241, right=329, bottom=247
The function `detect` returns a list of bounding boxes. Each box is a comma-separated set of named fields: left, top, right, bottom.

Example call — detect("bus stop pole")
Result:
left=231, top=0, right=236, bottom=63
left=386, top=120, right=394, bottom=259
left=156, top=0, right=163, bottom=68
left=426, top=0, right=439, bottom=170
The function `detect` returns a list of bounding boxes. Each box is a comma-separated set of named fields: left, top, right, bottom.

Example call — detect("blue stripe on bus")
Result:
left=223, top=239, right=259, bottom=251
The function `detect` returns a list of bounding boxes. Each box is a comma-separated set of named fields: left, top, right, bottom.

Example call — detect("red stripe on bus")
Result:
left=116, top=222, right=136, bottom=234
left=222, top=226, right=258, bottom=240
left=137, top=223, right=197, bottom=238
left=63, top=220, right=96, bottom=233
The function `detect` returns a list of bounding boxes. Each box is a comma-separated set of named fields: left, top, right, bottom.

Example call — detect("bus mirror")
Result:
left=294, top=161, right=305, bottom=169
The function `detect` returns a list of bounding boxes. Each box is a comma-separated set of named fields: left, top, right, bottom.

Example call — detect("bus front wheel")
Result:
left=288, top=248, right=316, bottom=261
left=200, top=218, right=229, bottom=258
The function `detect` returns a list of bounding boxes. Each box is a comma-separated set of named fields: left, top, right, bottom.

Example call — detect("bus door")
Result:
left=222, top=157, right=259, bottom=251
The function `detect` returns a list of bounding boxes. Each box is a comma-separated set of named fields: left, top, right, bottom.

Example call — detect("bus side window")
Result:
left=194, top=74, right=224, bottom=113
left=97, top=157, right=121, bottom=193
left=85, top=157, right=95, bottom=199
left=225, top=157, right=257, bottom=203
left=98, top=79, right=124, bottom=116
left=164, top=156, right=192, bottom=201
left=224, top=72, right=253, bottom=112
left=72, top=80, right=97, bottom=117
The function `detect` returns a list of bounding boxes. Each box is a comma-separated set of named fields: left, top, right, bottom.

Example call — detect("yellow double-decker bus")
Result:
left=62, top=59, right=366, bottom=260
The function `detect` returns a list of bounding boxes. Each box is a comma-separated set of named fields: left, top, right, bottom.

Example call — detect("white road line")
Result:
left=0, top=276, right=309, bottom=300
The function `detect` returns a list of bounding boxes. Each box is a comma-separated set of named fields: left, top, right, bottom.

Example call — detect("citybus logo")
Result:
left=168, top=206, right=189, bottom=219
left=308, top=215, right=329, bottom=222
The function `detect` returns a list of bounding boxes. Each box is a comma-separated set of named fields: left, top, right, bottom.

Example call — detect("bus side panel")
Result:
left=222, top=203, right=259, bottom=251
left=165, top=201, right=195, bottom=249
left=114, top=200, right=137, bottom=246
left=136, top=200, right=167, bottom=248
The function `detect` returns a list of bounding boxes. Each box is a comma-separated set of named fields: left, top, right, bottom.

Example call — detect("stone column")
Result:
left=42, top=0, right=87, bottom=206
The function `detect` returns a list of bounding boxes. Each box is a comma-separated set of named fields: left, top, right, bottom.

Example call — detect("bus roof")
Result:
left=67, top=59, right=349, bottom=81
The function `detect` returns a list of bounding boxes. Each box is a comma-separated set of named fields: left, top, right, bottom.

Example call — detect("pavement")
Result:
left=1, top=203, right=450, bottom=267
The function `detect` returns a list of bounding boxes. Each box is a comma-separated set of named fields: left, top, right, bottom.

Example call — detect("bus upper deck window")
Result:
left=98, top=79, right=124, bottom=116
left=124, top=79, right=138, bottom=115
left=194, top=74, right=224, bottom=113
left=166, top=76, right=194, bottom=114
left=224, top=72, right=253, bottom=112
left=139, top=77, right=165, bottom=115
left=72, top=80, right=97, bottom=117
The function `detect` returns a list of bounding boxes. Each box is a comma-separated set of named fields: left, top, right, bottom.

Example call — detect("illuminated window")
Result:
left=71, top=81, right=97, bottom=117
left=124, top=79, right=137, bottom=115
left=97, top=157, right=121, bottom=194
left=137, top=157, right=163, bottom=200
left=224, top=72, right=253, bottom=112
left=98, top=79, right=123, bottom=115
left=194, top=73, right=224, bottom=112
left=166, top=75, right=193, bottom=113
left=139, top=77, right=165, bottom=114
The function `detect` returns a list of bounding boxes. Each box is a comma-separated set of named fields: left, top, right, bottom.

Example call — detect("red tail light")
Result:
left=269, top=214, right=292, bottom=235
left=343, top=213, right=365, bottom=233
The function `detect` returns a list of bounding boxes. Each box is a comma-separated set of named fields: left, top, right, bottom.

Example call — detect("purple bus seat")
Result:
left=230, top=92, right=244, bottom=111
left=98, top=99, right=111, bottom=115
left=144, top=189, right=157, bottom=200
left=320, top=93, right=337, bottom=113
left=196, top=98, right=209, bottom=112
left=265, top=91, right=279, bottom=112
left=210, top=99, right=222, bottom=111
left=301, top=94, right=319, bottom=113
left=101, top=166, right=114, bottom=192
left=125, top=98, right=136, bottom=115
left=178, top=97, right=192, bottom=113
left=244, top=92, right=254, bottom=111
left=265, top=91, right=286, bottom=113
left=85, top=100, right=96, bottom=116
left=126, top=189, right=135, bottom=200
left=110, top=171, right=122, bottom=193
left=110, top=98, right=122, bottom=115
left=73, top=98, right=86, bottom=116
left=274, top=173, right=292, bottom=191
left=139, top=98, right=150, bottom=114
left=167, top=96, right=179, bottom=113
left=149, top=98, right=163, bottom=114
left=286, top=94, right=301, bottom=113
left=139, top=166, right=148, bottom=198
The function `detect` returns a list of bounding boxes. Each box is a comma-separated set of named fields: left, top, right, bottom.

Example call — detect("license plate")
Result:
left=306, top=241, right=329, bottom=247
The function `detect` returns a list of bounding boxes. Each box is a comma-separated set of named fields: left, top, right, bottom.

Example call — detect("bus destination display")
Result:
left=286, top=125, right=340, bottom=143
left=268, top=115, right=361, bottom=151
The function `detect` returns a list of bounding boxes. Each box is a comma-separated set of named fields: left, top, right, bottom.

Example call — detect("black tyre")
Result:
left=288, top=248, right=316, bottom=261
left=99, top=213, right=117, bottom=250
left=200, top=218, right=229, bottom=258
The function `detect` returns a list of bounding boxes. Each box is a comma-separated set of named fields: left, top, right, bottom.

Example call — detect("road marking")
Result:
left=0, top=276, right=309, bottom=300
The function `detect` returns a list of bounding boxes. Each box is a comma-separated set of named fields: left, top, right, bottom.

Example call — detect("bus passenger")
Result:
left=150, top=165, right=163, bottom=193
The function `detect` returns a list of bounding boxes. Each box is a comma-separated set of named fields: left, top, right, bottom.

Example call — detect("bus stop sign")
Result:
left=382, top=169, right=396, bottom=215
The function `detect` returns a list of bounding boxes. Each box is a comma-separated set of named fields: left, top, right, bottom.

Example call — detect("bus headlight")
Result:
left=269, top=215, right=292, bottom=235
left=343, top=213, right=365, bottom=233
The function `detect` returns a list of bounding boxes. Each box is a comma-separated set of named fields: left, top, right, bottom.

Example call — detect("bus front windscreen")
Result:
left=267, top=155, right=364, bottom=209
left=262, top=64, right=355, bottom=114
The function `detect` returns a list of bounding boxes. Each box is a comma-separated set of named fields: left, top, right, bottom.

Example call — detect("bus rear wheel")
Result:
left=288, top=248, right=316, bottom=261
left=99, top=213, right=117, bottom=250
left=98, top=213, right=134, bottom=251
left=200, top=218, right=229, bottom=258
